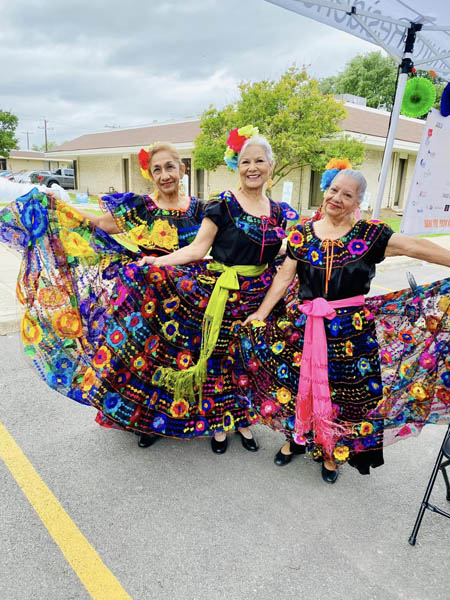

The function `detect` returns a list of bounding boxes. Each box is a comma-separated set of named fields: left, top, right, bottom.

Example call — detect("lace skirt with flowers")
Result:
left=0, top=188, right=135, bottom=405
left=238, top=278, right=450, bottom=474
left=368, top=278, right=450, bottom=443
left=84, top=261, right=282, bottom=438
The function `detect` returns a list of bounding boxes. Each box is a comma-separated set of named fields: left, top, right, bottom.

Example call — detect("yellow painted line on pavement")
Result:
left=0, top=421, right=131, bottom=600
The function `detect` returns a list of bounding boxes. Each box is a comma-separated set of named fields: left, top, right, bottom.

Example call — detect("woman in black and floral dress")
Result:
left=85, top=132, right=298, bottom=454
left=0, top=142, right=204, bottom=449
left=242, top=166, right=450, bottom=482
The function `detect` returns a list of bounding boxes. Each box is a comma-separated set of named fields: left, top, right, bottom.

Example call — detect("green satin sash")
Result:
left=157, top=260, right=267, bottom=406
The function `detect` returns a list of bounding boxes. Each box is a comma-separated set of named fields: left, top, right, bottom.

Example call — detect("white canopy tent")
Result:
left=264, top=0, right=450, bottom=217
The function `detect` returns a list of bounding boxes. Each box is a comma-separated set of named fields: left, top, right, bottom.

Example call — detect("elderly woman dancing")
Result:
left=242, top=161, right=450, bottom=483
left=85, top=127, right=298, bottom=453
left=0, top=142, right=204, bottom=449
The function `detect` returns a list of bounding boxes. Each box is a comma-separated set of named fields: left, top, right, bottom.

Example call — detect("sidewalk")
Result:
left=0, top=236, right=449, bottom=335
left=0, top=245, right=22, bottom=335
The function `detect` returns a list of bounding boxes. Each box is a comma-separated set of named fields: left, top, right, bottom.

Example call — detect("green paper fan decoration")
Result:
left=401, top=77, right=436, bottom=118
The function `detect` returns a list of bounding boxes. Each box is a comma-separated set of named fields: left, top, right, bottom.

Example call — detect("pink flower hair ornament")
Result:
left=224, top=125, right=259, bottom=171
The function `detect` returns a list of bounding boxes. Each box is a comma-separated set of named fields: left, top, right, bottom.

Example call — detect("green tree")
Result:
left=413, top=70, right=446, bottom=111
left=0, top=110, right=19, bottom=157
left=320, top=52, right=398, bottom=110
left=320, top=51, right=444, bottom=115
left=194, top=67, right=365, bottom=187
left=32, top=141, right=59, bottom=152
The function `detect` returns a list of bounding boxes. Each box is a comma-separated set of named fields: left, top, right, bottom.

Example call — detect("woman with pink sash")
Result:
left=241, top=164, right=450, bottom=483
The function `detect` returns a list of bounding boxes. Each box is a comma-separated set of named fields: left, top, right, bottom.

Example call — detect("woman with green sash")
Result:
left=85, top=127, right=298, bottom=453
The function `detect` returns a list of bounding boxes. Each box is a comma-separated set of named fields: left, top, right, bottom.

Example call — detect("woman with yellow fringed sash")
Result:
left=84, top=127, right=298, bottom=454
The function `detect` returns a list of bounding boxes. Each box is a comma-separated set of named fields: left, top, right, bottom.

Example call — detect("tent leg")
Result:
left=372, top=22, right=422, bottom=219
left=372, top=73, right=408, bottom=219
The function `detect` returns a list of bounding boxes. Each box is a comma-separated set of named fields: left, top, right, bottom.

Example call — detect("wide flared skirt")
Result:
left=238, top=278, right=450, bottom=473
left=0, top=188, right=135, bottom=405
left=85, top=260, right=281, bottom=438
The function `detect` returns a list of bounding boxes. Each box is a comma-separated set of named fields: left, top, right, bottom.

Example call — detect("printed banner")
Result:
left=400, top=108, right=450, bottom=236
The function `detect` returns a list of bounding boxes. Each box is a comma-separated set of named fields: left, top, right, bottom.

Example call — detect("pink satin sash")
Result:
left=295, top=295, right=366, bottom=454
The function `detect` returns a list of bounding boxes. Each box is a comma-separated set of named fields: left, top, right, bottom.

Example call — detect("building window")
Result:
left=309, top=171, right=323, bottom=208
left=73, top=160, right=78, bottom=190
left=196, top=169, right=205, bottom=199
left=0, top=158, right=6, bottom=170
left=122, top=158, right=129, bottom=193
left=394, top=157, right=407, bottom=208
left=182, top=158, right=191, bottom=195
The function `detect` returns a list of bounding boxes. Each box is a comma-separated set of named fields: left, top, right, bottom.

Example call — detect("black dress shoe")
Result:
left=321, top=463, right=339, bottom=484
left=237, top=430, right=259, bottom=452
left=274, top=441, right=306, bottom=466
left=211, top=436, right=228, bottom=454
left=274, top=449, right=294, bottom=466
left=137, top=433, right=158, bottom=448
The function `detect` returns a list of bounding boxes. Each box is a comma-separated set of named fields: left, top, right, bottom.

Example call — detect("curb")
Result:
left=0, top=316, right=20, bottom=336
left=378, top=257, right=424, bottom=272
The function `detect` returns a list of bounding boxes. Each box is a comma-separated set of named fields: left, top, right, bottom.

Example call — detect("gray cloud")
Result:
left=1, top=0, right=375, bottom=149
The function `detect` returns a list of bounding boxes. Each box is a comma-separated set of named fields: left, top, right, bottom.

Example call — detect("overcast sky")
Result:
left=2, top=0, right=376, bottom=149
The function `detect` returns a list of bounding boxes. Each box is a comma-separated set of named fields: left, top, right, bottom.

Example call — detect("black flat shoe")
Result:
left=321, top=463, right=339, bottom=484
left=274, top=449, right=294, bottom=466
left=237, top=431, right=259, bottom=452
left=137, top=433, right=159, bottom=448
left=274, top=441, right=306, bottom=466
left=211, top=436, right=228, bottom=454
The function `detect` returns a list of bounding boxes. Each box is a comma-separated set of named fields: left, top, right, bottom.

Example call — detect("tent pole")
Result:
left=372, top=22, right=422, bottom=219
left=372, top=73, right=408, bottom=218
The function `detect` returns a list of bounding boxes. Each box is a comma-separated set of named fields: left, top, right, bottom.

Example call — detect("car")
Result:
left=37, top=168, right=75, bottom=189
left=29, top=170, right=52, bottom=184
left=0, top=170, right=14, bottom=180
left=14, top=170, right=34, bottom=183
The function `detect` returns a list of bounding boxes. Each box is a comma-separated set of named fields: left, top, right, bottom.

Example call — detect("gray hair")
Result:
left=239, top=135, right=274, bottom=166
left=332, top=169, right=367, bottom=203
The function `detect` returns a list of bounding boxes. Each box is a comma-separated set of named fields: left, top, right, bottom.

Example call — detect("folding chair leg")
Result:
left=409, top=445, right=444, bottom=545
left=441, top=459, right=450, bottom=502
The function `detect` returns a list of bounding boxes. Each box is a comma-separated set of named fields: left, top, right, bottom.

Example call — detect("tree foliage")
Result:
left=32, top=141, right=59, bottom=152
left=320, top=51, right=444, bottom=114
left=0, top=110, right=19, bottom=157
left=320, top=52, right=398, bottom=110
left=194, top=67, right=365, bottom=187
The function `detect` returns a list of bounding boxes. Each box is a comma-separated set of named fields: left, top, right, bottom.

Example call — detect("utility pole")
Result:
left=44, top=119, right=48, bottom=152
left=38, top=119, right=54, bottom=151
left=21, top=131, right=34, bottom=150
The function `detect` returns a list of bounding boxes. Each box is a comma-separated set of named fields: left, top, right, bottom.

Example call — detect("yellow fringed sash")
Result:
left=157, top=260, right=268, bottom=406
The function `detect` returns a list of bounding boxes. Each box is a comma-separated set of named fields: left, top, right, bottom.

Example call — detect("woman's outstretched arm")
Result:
left=243, top=256, right=297, bottom=325
left=138, top=218, right=218, bottom=267
left=385, top=233, right=450, bottom=267
left=46, top=191, right=120, bottom=234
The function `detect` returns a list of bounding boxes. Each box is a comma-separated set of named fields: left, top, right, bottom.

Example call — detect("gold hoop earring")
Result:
left=266, top=177, right=273, bottom=194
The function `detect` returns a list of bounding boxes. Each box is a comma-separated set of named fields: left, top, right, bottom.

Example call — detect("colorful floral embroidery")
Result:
left=288, top=229, right=304, bottom=248
left=348, top=239, right=368, bottom=255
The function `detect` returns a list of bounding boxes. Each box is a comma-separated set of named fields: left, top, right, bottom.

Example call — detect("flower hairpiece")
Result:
left=224, top=124, right=259, bottom=171
left=138, top=147, right=153, bottom=181
left=320, top=157, right=352, bottom=192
